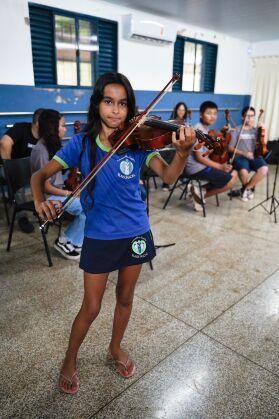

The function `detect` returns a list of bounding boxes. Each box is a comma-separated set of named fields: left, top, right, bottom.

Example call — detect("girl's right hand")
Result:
left=34, top=199, right=62, bottom=221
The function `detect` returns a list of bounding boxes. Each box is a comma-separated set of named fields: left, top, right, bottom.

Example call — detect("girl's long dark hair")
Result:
left=81, top=72, right=136, bottom=203
left=170, top=101, right=188, bottom=121
left=38, top=109, right=62, bottom=159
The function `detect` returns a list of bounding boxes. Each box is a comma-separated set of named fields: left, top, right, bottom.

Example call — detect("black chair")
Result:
left=163, top=173, right=220, bottom=218
left=141, top=148, right=176, bottom=212
left=3, top=157, right=53, bottom=267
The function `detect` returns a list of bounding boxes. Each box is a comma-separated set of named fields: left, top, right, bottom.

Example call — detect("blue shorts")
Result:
left=79, top=230, right=156, bottom=274
left=190, top=167, right=232, bottom=189
left=234, top=156, right=267, bottom=172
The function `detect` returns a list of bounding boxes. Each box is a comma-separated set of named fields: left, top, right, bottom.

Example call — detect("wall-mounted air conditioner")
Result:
left=123, top=14, right=177, bottom=45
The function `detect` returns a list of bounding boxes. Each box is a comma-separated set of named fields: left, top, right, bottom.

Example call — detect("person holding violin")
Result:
left=31, top=72, right=196, bottom=394
left=169, top=101, right=188, bottom=125
left=185, top=101, right=237, bottom=211
left=160, top=101, right=189, bottom=191
left=30, top=109, right=85, bottom=260
left=228, top=106, right=268, bottom=202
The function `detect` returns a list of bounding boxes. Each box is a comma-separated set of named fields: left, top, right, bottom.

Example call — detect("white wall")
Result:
left=0, top=0, right=34, bottom=85
left=0, top=0, right=252, bottom=94
left=251, top=39, right=279, bottom=57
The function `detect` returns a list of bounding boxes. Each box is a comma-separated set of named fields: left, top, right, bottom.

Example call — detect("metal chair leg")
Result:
left=215, top=194, right=220, bottom=207
left=197, top=181, right=206, bottom=218
left=36, top=214, right=53, bottom=267
left=163, top=178, right=179, bottom=209
left=266, top=171, right=269, bottom=199
left=179, top=179, right=190, bottom=200
left=40, top=226, right=53, bottom=267
left=7, top=208, right=17, bottom=251
left=152, top=176, right=157, bottom=189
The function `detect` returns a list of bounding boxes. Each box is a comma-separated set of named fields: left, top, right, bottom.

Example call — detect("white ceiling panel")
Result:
left=104, top=0, right=279, bottom=41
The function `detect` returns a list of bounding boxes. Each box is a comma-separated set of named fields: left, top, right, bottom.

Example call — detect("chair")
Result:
left=3, top=157, right=53, bottom=267
left=163, top=172, right=220, bottom=218
left=141, top=164, right=158, bottom=217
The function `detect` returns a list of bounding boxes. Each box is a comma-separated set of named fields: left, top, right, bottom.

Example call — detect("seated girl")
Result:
left=169, top=101, right=188, bottom=125
left=30, top=109, right=85, bottom=260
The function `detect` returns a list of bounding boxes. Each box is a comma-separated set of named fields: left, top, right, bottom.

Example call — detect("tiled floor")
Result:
left=1, top=172, right=279, bottom=418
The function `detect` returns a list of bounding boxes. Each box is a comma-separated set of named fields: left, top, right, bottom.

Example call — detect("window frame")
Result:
left=173, top=35, right=218, bottom=93
left=29, top=3, right=117, bottom=88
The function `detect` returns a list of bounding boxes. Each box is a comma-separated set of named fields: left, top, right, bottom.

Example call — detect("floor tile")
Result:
left=95, top=333, right=279, bottom=419
left=204, top=270, right=279, bottom=374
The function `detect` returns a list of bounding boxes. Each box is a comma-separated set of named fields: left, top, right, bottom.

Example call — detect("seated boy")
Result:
left=185, top=101, right=237, bottom=211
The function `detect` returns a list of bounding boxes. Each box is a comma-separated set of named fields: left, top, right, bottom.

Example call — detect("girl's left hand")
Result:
left=172, top=126, right=196, bottom=157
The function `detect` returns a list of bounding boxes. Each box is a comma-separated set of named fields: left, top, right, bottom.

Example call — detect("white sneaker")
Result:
left=73, top=244, right=82, bottom=254
left=247, top=189, right=255, bottom=200
left=54, top=238, right=80, bottom=260
left=190, top=185, right=206, bottom=204
left=241, top=188, right=249, bottom=202
left=192, top=198, right=203, bottom=212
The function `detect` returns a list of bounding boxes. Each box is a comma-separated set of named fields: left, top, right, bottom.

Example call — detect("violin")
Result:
left=209, top=109, right=232, bottom=164
left=255, top=109, right=268, bottom=157
left=109, top=115, right=226, bottom=155
left=65, top=120, right=83, bottom=190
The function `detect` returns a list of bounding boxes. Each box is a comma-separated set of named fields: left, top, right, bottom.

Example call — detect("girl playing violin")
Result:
left=228, top=106, right=268, bottom=202
left=31, top=72, right=196, bottom=394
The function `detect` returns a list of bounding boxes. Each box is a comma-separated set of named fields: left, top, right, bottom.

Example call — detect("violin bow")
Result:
left=40, top=74, right=180, bottom=229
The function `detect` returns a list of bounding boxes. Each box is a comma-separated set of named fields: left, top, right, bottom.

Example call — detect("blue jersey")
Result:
left=54, top=134, right=160, bottom=240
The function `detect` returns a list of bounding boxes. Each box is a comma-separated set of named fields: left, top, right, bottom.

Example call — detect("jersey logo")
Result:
left=120, top=158, right=134, bottom=176
left=132, top=237, right=147, bottom=256
left=117, top=156, right=136, bottom=180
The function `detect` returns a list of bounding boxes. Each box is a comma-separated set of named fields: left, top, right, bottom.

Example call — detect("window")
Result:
left=173, top=36, right=217, bottom=92
left=29, top=4, right=117, bottom=86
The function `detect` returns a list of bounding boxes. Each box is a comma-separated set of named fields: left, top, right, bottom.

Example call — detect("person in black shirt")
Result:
left=0, top=108, right=43, bottom=159
left=0, top=108, right=44, bottom=232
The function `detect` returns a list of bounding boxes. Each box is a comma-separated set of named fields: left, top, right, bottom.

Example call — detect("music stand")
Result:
left=248, top=150, right=279, bottom=223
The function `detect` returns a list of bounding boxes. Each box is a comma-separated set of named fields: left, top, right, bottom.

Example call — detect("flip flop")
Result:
left=58, top=371, right=80, bottom=395
left=107, top=350, right=136, bottom=379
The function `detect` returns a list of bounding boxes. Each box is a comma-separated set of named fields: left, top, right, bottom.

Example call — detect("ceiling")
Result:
left=105, top=0, right=279, bottom=42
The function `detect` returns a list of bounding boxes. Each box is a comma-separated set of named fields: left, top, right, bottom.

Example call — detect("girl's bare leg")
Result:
left=59, top=271, right=109, bottom=390
left=246, top=166, right=268, bottom=189
left=109, top=264, right=142, bottom=368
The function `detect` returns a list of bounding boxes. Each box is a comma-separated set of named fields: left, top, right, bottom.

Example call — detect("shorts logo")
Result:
left=120, top=158, right=134, bottom=176
left=132, top=237, right=147, bottom=256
